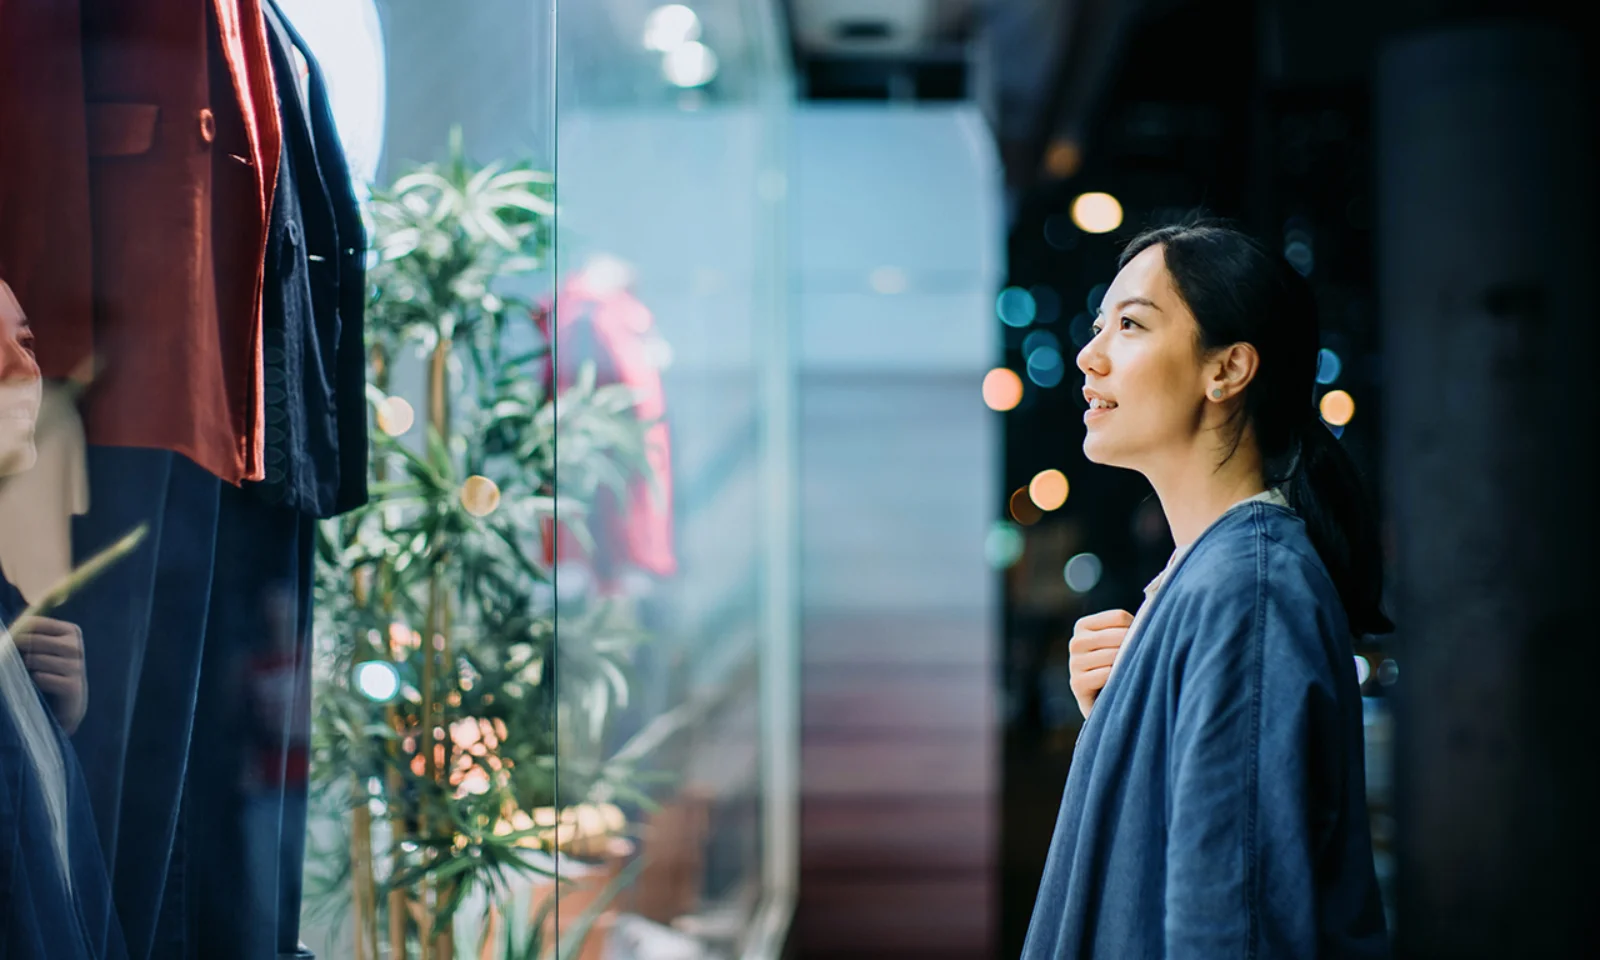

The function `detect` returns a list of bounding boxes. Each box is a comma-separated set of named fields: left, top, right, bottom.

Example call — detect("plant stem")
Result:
left=350, top=782, right=377, bottom=960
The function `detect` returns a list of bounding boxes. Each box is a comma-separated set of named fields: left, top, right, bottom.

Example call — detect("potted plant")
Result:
left=304, top=130, right=661, bottom=960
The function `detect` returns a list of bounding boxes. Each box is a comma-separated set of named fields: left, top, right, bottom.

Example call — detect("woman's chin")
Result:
left=1082, top=434, right=1113, bottom=465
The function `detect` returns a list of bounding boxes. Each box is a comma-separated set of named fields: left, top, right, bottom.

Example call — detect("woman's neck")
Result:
left=1145, top=438, right=1267, bottom=549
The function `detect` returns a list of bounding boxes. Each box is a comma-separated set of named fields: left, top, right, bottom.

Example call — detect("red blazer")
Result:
left=0, top=0, right=280, bottom=486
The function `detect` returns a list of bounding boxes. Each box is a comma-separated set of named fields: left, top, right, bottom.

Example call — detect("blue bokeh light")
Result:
left=1023, top=329, right=1061, bottom=358
left=985, top=523, right=1026, bottom=569
left=997, top=286, right=1038, bottom=328
left=1316, top=348, right=1342, bottom=385
left=1064, top=553, right=1104, bottom=593
left=1027, top=346, right=1065, bottom=388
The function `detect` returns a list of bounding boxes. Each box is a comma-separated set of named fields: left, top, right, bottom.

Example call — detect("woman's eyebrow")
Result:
left=1095, top=296, right=1163, bottom=318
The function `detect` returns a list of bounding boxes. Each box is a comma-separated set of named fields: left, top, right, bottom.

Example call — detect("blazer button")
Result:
left=198, top=108, right=217, bottom=143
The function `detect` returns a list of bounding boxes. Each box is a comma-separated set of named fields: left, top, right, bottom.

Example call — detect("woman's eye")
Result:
left=1090, top=324, right=1103, bottom=337
left=1119, top=316, right=1138, bottom=331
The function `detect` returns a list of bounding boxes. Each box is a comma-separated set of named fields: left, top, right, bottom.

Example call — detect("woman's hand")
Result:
left=1069, top=609, right=1134, bottom=720
left=12, top=616, right=87, bottom=735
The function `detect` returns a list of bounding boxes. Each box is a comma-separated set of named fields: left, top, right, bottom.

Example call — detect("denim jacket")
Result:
left=0, top=577, right=125, bottom=959
left=1022, top=502, right=1389, bottom=959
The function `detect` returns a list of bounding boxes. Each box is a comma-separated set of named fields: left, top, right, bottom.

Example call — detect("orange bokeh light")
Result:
left=1320, top=389, right=1355, bottom=426
left=1029, top=469, right=1069, bottom=511
left=1009, top=488, right=1042, bottom=526
left=983, top=368, right=1024, bottom=412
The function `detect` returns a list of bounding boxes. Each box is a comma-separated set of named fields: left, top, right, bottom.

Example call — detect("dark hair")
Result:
left=1119, top=218, right=1393, bottom=636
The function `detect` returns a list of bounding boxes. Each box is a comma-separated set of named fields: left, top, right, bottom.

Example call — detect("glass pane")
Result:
left=292, top=1, right=562, bottom=957
left=551, top=1, right=793, bottom=957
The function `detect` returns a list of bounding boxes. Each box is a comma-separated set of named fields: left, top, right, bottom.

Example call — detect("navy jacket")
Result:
left=1022, top=503, right=1389, bottom=959
left=0, top=577, right=125, bottom=959
left=253, top=0, right=369, bottom=518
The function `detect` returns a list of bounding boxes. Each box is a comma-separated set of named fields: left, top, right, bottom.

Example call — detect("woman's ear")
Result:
left=1205, top=342, right=1260, bottom=402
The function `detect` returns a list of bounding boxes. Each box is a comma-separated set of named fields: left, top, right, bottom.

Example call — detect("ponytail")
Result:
left=1119, top=219, right=1394, bottom=638
left=1283, top=419, right=1393, bottom=636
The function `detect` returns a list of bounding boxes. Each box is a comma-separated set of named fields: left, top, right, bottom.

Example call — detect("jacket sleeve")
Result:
left=1164, top=568, right=1326, bottom=958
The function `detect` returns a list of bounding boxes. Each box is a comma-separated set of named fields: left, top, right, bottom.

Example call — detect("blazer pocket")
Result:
left=86, top=103, right=161, bottom=158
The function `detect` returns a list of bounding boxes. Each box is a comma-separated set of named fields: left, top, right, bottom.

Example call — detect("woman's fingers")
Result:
left=1074, top=608, right=1134, bottom=632
left=31, top=673, right=78, bottom=697
left=1070, top=665, right=1112, bottom=699
left=1068, top=626, right=1129, bottom=655
left=1069, top=646, right=1119, bottom=673
left=22, top=653, right=80, bottom=677
left=12, top=632, right=83, bottom=660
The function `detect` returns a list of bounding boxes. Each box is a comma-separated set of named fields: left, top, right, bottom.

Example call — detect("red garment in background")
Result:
left=536, top=270, right=676, bottom=587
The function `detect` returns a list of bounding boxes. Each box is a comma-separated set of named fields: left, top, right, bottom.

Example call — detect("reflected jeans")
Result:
left=64, top=447, right=313, bottom=960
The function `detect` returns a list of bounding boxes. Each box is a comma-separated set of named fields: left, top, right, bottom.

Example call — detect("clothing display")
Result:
left=1021, top=502, right=1389, bottom=959
left=256, top=0, right=370, bottom=518
left=4, top=0, right=281, bottom=487
left=537, top=263, right=678, bottom=587
left=0, top=2, right=368, bottom=956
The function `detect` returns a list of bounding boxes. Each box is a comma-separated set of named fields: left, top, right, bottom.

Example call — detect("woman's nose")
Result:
left=1076, top=335, right=1104, bottom=376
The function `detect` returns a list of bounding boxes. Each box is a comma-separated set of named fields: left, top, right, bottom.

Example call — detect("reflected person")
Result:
left=1021, top=222, right=1390, bottom=958
left=0, top=277, right=124, bottom=957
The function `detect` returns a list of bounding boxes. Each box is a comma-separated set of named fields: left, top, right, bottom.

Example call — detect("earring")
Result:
left=1211, top=388, right=1224, bottom=400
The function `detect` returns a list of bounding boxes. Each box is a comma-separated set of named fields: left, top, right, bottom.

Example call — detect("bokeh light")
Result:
left=982, top=368, right=1024, bottom=412
left=1085, top=283, right=1109, bottom=314
left=1043, top=138, right=1082, bottom=179
left=1029, top=469, right=1069, bottom=511
left=376, top=395, right=415, bottom=437
left=1377, top=658, right=1399, bottom=686
left=1026, top=347, right=1065, bottom=388
left=1070, top=192, right=1124, bottom=234
left=643, top=5, right=701, bottom=51
left=1316, top=348, right=1342, bottom=385
left=1320, top=389, right=1356, bottom=426
left=1284, top=240, right=1314, bottom=276
left=1022, top=329, right=1060, bottom=358
left=1354, top=655, right=1371, bottom=686
left=355, top=660, right=400, bottom=702
left=1064, top=553, right=1103, bottom=593
left=460, top=475, right=502, bottom=517
left=1043, top=214, right=1078, bottom=251
left=1009, top=488, right=1043, bottom=526
left=1068, top=311, right=1094, bottom=348
left=985, top=522, right=1026, bottom=569
left=996, top=286, right=1038, bottom=328
left=663, top=41, right=718, bottom=87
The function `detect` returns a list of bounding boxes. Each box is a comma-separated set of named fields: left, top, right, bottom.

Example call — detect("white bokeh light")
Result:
left=644, top=4, right=702, bottom=52
left=663, top=41, right=719, bottom=88
left=355, top=660, right=400, bottom=702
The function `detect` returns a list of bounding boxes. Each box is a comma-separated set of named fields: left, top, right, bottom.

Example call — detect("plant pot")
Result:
left=528, top=836, right=635, bottom=960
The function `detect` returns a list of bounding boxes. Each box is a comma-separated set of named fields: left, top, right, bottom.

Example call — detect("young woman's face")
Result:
left=1076, top=244, right=1210, bottom=471
left=0, top=281, right=42, bottom=477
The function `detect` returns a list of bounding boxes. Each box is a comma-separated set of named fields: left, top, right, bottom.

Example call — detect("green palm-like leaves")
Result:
left=307, top=129, right=654, bottom=959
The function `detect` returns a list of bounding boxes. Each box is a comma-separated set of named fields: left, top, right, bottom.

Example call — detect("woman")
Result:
left=1021, top=222, right=1390, bottom=958
left=1, top=276, right=125, bottom=958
